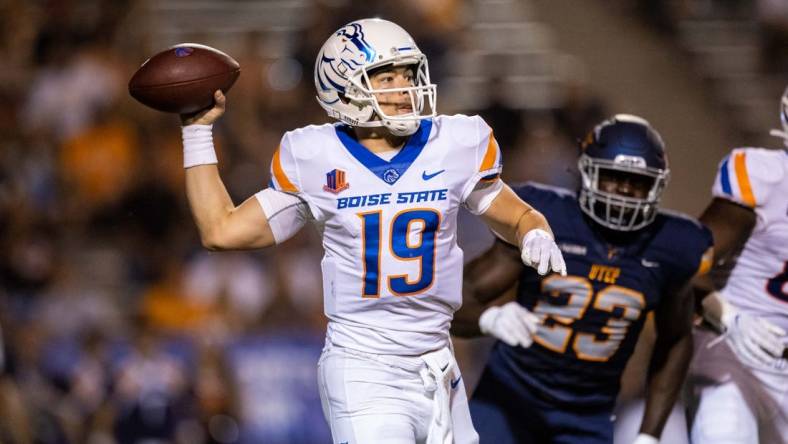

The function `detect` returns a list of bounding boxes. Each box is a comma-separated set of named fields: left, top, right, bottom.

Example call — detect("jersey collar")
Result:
left=334, top=119, right=433, bottom=185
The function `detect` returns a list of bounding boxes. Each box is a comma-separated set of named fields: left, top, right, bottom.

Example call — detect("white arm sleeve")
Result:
left=254, top=188, right=311, bottom=244
left=463, top=179, right=504, bottom=215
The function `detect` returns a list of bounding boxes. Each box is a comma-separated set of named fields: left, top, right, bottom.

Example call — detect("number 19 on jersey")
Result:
left=359, top=209, right=441, bottom=297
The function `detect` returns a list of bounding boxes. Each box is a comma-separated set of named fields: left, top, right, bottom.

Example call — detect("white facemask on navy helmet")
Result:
left=314, top=18, right=437, bottom=137
left=578, top=114, right=670, bottom=232
left=769, top=86, right=788, bottom=149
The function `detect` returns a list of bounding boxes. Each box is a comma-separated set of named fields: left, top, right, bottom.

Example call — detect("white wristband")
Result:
left=182, top=124, right=218, bottom=168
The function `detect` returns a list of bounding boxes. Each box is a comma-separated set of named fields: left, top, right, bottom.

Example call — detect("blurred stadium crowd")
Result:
left=0, top=0, right=786, bottom=443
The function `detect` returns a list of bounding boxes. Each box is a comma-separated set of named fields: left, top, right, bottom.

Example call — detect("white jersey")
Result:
left=268, top=115, right=502, bottom=355
left=711, top=147, right=788, bottom=329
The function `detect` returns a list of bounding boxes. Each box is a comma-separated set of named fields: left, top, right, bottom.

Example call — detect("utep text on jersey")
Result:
left=485, top=182, right=712, bottom=408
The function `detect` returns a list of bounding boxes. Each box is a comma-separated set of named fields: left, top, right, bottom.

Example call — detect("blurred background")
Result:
left=0, top=0, right=786, bottom=443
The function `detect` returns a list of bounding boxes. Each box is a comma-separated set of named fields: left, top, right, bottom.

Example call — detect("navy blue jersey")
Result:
left=485, top=182, right=713, bottom=409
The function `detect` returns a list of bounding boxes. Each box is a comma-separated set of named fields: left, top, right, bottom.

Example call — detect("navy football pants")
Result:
left=469, top=368, right=615, bottom=444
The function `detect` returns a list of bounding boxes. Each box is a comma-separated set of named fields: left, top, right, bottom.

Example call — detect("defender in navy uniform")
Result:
left=453, top=115, right=713, bottom=444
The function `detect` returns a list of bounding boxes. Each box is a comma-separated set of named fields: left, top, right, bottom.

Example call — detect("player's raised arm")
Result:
left=181, top=91, right=309, bottom=250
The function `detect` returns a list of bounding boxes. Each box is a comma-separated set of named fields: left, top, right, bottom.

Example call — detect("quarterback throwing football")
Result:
left=178, top=18, right=566, bottom=444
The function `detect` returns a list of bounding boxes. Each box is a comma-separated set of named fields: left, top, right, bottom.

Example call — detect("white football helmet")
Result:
left=314, top=18, right=437, bottom=136
left=769, top=86, right=788, bottom=148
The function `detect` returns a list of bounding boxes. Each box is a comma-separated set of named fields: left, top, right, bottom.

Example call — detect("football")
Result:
left=128, top=43, right=240, bottom=114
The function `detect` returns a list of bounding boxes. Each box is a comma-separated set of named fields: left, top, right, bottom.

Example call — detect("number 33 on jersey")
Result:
left=268, top=115, right=502, bottom=355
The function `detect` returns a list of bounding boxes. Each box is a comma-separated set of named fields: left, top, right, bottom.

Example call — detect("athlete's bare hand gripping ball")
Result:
left=181, top=90, right=226, bottom=126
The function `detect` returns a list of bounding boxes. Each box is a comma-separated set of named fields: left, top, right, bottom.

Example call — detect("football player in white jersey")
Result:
left=686, top=87, right=788, bottom=444
left=177, top=18, right=566, bottom=444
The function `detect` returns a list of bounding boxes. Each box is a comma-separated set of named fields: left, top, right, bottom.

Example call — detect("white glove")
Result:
left=479, top=301, right=540, bottom=348
left=520, top=229, right=567, bottom=276
left=632, top=434, right=659, bottom=444
left=720, top=303, right=787, bottom=367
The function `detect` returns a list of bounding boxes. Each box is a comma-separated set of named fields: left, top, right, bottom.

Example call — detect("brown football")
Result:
left=129, top=43, right=240, bottom=114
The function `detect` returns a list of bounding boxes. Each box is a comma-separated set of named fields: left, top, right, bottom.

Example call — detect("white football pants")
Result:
left=686, top=329, right=788, bottom=444
left=317, top=343, right=479, bottom=444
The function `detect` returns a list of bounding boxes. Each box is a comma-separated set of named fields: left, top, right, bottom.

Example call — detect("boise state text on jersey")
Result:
left=485, top=182, right=712, bottom=409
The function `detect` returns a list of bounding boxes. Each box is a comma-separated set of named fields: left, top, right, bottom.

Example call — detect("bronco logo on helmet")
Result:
left=316, top=23, right=376, bottom=98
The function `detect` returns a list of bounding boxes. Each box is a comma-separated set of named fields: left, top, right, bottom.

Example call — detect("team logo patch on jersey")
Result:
left=383, top=168, right=400, bottom=184
left=323, top=169, right=350, bottom=194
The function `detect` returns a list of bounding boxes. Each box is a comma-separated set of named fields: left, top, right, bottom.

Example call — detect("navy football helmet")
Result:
left=578, top=114, right=670, bottom=231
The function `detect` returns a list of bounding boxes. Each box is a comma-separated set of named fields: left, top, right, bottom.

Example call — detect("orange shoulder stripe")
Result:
left=733, top=152, right=755, bottom=207
left=272, top=146, right=298, bottom=192
left=479, top=132, right=498, bottom=172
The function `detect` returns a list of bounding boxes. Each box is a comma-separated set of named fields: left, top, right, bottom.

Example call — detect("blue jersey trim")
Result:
left=719, top=156, right=732, bottom=195
left=335, top=119, right=433, bottom=185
